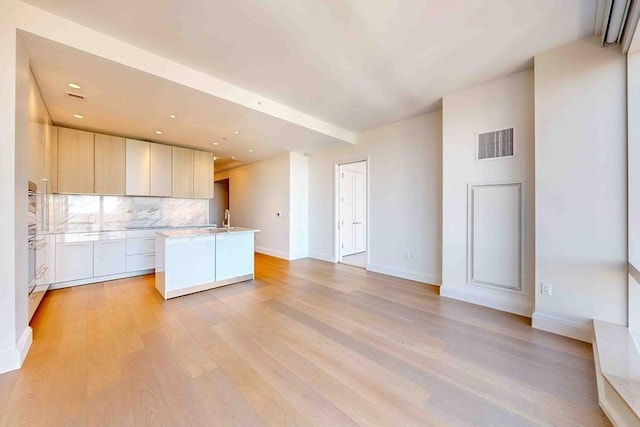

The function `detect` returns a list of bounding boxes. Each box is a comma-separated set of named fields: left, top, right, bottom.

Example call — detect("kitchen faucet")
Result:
left=224, top=209, right=231, bottom=230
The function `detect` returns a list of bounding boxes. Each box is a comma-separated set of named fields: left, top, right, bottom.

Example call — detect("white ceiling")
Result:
left=21, top=32, right=348, bottom=171
left=24, top=0, right=598, bottom=132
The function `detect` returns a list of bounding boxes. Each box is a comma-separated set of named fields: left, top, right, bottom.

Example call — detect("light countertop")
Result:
left=157, top=227, right=260, bottom=239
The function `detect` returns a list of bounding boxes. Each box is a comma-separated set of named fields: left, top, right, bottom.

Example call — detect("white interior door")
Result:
left=353, top=172, right=367, bottom=253
left=340, top=169, right=356, bottom=256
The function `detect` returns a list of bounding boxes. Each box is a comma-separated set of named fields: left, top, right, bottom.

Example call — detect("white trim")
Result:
left=0, top=327, right=33, bottom=374
left=309, top=252, right=335, bottom=263
left=335, top=157, right=369, bottom=264
left=367, top=263, right=441, bottom=285
left=255, top=246, right=290, bottom=260
left=467, top=182, right=525, bottom=293
left=532, top=312, right=593, bottom=342
left=440, top=284, right=533, bottom=317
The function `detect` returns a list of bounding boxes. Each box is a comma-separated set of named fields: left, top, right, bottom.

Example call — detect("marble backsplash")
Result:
left=47, top=194, right=209, bottom=233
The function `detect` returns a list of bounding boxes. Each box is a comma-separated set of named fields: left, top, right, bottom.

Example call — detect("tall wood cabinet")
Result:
left=95, top=133, right=126, bottom=195
left=45, top=126, right=58, bottom=193
left=57, top=128, right=95, bottom=194
left=171, top=147, right=194, bottom=198
left=193, top=150, right=214, bottom=198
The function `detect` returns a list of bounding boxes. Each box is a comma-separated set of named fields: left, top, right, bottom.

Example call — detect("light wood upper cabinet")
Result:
left=193, top=150, right=214, bottom=198
left=53, top=126, right=213, bottom=198
left=125, top=139, right=150, bottom=196
left=95, top=133, right=126, bottom=195
left=171, top=147, right=194, bottom=198
left=57, top=127, right=95, bottom=194
left=45, top=126, right=58, bottom=193
left=150, top=143, right=172, bottom=197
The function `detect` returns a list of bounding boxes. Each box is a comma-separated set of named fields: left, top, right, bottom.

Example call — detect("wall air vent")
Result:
left=477, top=128, right=514, bottom=160
left=65, top=92, right=87, bottom=101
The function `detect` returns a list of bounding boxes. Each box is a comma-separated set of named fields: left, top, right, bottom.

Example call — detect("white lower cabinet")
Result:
left=215, top=232, right=254, bottom=282
left=164, top=236, right=216, bottom=291
left=127, top=253, right=156, bottom=272
left=56, top=241, right=94, bottom=282
left=127, top=237, right=156, bottom=255
left=94, top=239, right=126, bottom=277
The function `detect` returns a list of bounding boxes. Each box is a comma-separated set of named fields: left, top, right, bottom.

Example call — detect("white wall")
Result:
left=441, top=69, right=535, bottom=317
left=289, top=152, right=309, bottom=260
left=210, top=180, right=229, bottom=227
left=217, top=152, right=292, bottom=260
left=0, top=9, right=32, bottom=373
left=629, top=51, right=640, bottom=332
left=308, top=112, right=442, bottom=284
left=216, top=152, right=309, bottom=261
left=533, top=36, right=627, bottom=341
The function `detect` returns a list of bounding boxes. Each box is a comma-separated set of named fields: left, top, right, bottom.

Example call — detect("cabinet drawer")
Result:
left=127, top=253, right=155, bottom=272
left=94, top=239, right=126, bottom=277
left=56, top=241, right=93, bottom=282
left=126, top=237, right=156, bottom=255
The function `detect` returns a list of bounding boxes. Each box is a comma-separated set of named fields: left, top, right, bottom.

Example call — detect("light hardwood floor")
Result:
left=0, top=254, right=610, bottom=426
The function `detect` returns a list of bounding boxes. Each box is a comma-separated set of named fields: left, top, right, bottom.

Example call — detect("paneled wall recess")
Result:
left=467, top=182, right=523, bottom=291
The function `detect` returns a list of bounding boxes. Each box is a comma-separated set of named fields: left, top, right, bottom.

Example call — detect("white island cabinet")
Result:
left=155, top=228, right=259, bottom=299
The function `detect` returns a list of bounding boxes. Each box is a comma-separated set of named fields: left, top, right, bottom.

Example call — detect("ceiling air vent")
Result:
left=65, top=91, right=87, bottom=101
left=477, top=128, right=514, bottom=160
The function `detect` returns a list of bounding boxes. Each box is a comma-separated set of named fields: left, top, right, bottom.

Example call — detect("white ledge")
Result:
left=593, top=320, right=640, bottom=426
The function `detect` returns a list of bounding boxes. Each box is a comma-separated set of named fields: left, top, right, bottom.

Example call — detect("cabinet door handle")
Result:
left=65, top=243, right=87, bottom=247
left=144, top=254, right=155, bottom=258
left=144, top=238, right=156, bottom=241
left=98, top=241, right=120, bottom=244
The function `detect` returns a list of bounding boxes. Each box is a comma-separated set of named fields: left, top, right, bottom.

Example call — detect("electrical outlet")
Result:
left=541, top=283, right=552, bottom=296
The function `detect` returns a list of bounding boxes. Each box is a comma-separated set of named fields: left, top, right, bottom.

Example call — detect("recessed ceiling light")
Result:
left=231, top=156, right=236, bottom=159
left=213, top=156, right=217, bottom=160
left=213, top=142, right=219, bottom=146
left=249, top=149, right=253, bottom=153
left=169, top=114, right=176, bottom=119
left=73, top=114, right=84, bottom=119
left=155, top=130, right=163, bottom=135
left=68, top=83, right=81, bottom=89
left=234, top=131, right=239, bottom=135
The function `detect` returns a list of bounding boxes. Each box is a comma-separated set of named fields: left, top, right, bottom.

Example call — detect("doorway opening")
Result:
left=338, top=160, right=368, bottom=268
left=211, top=178, right=229, bottom=227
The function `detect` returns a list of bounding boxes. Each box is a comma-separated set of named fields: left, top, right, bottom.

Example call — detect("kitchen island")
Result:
left=155, top=227, right=260, bottom=299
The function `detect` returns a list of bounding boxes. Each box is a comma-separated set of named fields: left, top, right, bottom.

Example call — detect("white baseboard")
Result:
left=309, top=252, right=336, bottom=263
left=367, top=263, right=441, bottom=285
left=255, top=246, right=290, bottom=260
left=532, top=312, right=592, bottom=343
left=439, top=285, right=533, bottom=317
left=0, top=327, right=33, bottom=374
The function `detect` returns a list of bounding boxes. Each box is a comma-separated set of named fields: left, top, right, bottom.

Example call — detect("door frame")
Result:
left=334, top=158, right=369, bottom=266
